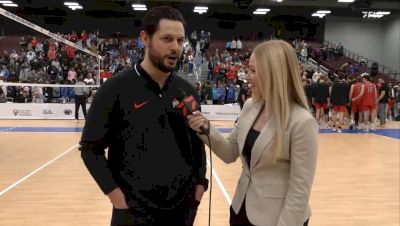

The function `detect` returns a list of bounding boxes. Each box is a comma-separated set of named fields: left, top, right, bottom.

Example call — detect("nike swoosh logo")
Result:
left=133, top=101, right=150, bottom=109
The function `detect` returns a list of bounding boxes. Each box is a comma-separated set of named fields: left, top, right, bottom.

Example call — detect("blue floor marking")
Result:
left=1, top=127, right=399, bottom=140
left=0, top=127, right=83, bottom=132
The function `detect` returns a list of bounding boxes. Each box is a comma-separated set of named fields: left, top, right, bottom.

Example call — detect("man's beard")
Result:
left=148, top=41, right=179, bottom=73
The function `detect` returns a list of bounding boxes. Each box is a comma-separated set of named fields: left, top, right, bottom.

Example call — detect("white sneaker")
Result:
left=74, top=120, right=79, bottom=123
left=332, top=127, right=337, bottom=132
left=338, top=129, right=342, bottom=133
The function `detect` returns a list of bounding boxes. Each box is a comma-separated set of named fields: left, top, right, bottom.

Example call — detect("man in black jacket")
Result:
left=80, top=6, right=208, bottom=226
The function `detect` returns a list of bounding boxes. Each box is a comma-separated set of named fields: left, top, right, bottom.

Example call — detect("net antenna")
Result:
left=0, top=7, right=103, bottom=76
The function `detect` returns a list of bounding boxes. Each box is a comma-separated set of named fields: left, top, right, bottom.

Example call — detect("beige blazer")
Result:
left=199, top=98, right=318, bottom=226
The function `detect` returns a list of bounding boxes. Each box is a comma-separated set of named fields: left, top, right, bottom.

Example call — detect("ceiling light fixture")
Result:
left=132, top=4, right=146, bottom=8
left=255, top=8, right=271, bottom=12
left=316, top=10, right=331, bottom=14
left=64, top=2, right=79, bottom=6
left=3, top=3, right=18, bottom=7
left=68, top=5, right=83, bottom=10
left=312, top=13, right=326, bottom=18
left=193, top=6, right=208, bottom=14
left=194, top=6, right=208, bottom=10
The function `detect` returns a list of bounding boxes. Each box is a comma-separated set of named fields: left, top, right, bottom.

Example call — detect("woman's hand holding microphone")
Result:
left=187, top=110, right=210, bottom=134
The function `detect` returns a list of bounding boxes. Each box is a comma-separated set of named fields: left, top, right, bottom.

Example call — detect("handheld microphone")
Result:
left=176, top=88, right=213, bottom=226
left=176, top=89, right=210, bottom=135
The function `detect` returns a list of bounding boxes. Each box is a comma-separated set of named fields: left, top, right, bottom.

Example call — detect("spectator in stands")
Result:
left=194, top=53, right=204, bottom=75
left=312, top=68, right=323, bottom=83
left=81, top=30, right=88, bottom=47
left=231, top=38, right=237, bottom=52
left=47, top=45, right=57, bottom=61
left=340, top=61, right=352, bottom=73
left=207, top=56, right=215, bottom=81
left=212, top=82, right=219, bottom=104
left=26, top=49, right=36, bottom=63
left=70, top=31, right=78, bottom=43
left=67, top=67, right=77, bottom=82
left=237, top=67, right=246, bottom=81
left=16, top=86, right=32, bottom=103
left=0, top=86, right=7, bottom=103
left=237, top=38, right=243, bottom=52
left=87, top=88, right=98, bottom=103
left=226, top=83, right=236, bottom=104
left=217, top=83, right=226, bottom=104
left=130, top=49, right=140, bottom=65
left=32, top=85, right=44, bottom=103
left=190, top=30, right=197, bottom=51
left=0, top=65, right=9, bottom=81
left=237, top=83, right=248, bottom=109
left=19, top=36, right=27, bottom=50
left=188, top=53, right=194, bottom=75
left=10, top=49, right=18, bottom=62
left=35, top=41, right=44, bottom=54
left=19, top=63, right=31, bottom=82
left=300, top=45, right=308, bottom=60
left=232, top=52, right=240, bottom=63
left=370, top=62, right=379, bottom=77
left=350, top=63, right=359, bottom=74
left=225, top=40, right=232, bottom=51
left=66, top=45, right=75, bottom=59
left=84, top=73, right=95, bottom=85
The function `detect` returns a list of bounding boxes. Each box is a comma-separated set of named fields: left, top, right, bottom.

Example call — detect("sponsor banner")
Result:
left=0, top=104, right=240, bottom=120
left=201, top=104, right=241, bottom=121
left=0, top=103, right=90, bottom=119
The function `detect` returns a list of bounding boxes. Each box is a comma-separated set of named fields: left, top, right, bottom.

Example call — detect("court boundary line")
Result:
left=0, top=144, right=78, bottom=196
left=207, top=159, right=232, bottom=205
left=0, top=127, right=16, bottom=132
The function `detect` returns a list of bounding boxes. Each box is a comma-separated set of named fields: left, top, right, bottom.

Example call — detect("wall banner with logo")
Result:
left=200, top=104, right=241, bottom=121
left=0, top=103, right=241, bottom=120
left=0, top=103, right=89, bottom=119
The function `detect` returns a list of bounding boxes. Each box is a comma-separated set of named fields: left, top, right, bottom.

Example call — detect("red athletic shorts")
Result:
left=315, top=103, right=328, bottom=109
left=351, top=104, right=361, bottom=113
left=333, top=105, right=347, bottom=113
left=388, top=99, right=396, bottom=107
left=361, top=104, right=375, bottom=112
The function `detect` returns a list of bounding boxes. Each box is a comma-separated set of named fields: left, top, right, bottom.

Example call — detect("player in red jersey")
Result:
left=361, top=75, right=377, bottom=132
left=349, top=76, right=364, bottom=129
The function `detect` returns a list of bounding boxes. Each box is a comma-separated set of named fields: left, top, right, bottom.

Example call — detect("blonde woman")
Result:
left=188, top=40, right=318, bottom=226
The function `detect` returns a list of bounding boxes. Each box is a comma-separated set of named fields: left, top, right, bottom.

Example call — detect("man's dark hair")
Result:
left=141, top=6, right=186, bottom=38
left=363, top=75, right=371, bottom=82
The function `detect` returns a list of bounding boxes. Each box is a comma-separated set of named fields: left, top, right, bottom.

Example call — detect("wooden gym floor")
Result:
left=0, top=119, right=399, bottom=226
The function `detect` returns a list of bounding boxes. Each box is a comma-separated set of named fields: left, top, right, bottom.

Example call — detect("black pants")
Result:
left=110, top=187, right=200, bottom=226
left=229, top=205, right=309, bottom=226
left=75, top=95, right=87, bottom=120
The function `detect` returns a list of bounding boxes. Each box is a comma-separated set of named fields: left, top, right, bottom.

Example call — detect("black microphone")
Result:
left=176, top=89, right=210, bottom=135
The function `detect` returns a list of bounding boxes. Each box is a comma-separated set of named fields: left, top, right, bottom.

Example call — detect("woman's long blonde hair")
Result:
left=252, top=40, right=310, bottom=162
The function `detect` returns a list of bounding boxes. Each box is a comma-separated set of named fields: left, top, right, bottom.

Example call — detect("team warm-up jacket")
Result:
left=79, top=64, right=207, bottom=213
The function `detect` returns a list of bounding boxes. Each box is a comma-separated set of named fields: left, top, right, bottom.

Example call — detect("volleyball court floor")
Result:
left=0, top=119, right=399, bottom=226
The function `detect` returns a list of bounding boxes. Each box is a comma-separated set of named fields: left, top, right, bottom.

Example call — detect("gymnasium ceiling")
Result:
left=4, top=0, right=400, bottom=20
